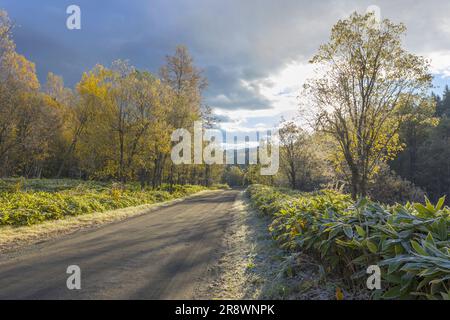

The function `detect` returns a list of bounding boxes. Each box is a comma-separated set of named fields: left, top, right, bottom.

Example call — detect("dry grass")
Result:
left=0, top=190, right=219, bottom=253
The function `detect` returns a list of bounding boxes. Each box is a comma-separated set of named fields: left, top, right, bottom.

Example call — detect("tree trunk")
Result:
left=350, top=169, right=359, bottom=200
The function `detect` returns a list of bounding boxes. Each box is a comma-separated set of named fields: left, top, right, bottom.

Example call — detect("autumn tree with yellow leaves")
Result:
left=304, top=12, right=433, bottom=199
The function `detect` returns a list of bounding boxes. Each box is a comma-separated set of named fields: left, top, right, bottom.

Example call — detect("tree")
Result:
left=160, top=45, right=207, bottom=188
left=223, top=166, right=244, bottom=187
left=0, top=8, right=225, bottom=187
left=278, top=120, right=330, bottom=191
left=201, top=105, right=219, bottom=186
left=75, top=62, right=168, bottom=183
left=0, top=10, right=13, bottom=61
left=0, top=10, right=53, bottom=177
left=435, top=85, right=450, bottom=117
left=415, top=118, right=450, bottom=201
left=278, top=121, right=307, bottom=189
left=390, top=97, right=437, bottom=184
left=59, top=64, right=111, bottom=179
left=391, top=87, right=450, bottom=203
left=42, top=73, right=76, bottom=177
left=304, top=12, right=432, bottom=199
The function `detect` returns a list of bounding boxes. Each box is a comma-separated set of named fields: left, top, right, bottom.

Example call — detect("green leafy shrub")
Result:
left=247, top=184, right=450, bottom=300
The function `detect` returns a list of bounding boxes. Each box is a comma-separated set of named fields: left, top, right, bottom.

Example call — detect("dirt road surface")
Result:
left=0, top=190, right=239, bottom=299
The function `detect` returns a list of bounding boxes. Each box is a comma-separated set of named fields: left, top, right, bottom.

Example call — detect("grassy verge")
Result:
left=247, top=184, right=450, bottom=300
left=0, top=178, right=227, bottom=226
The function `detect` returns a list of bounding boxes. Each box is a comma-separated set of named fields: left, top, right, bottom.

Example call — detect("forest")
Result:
left=1, top=9, right=449, bottom=206
left=0, top=9, right=222, bottom=189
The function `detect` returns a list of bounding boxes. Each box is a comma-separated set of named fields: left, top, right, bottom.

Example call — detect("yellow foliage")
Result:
left=335, top=287, right=344, bottom=300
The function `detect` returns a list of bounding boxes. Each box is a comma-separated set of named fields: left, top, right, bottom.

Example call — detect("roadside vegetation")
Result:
left=247, top=185, right=450, bottom=300
left=0, top=178, right=226, bottom=226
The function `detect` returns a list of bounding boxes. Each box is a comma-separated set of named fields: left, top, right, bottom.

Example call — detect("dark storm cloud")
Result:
left=204, top=65, right=272, bottom=110
left=12, top=26, right=84, bottom=83
left=1, top=0, right=449, bottom=115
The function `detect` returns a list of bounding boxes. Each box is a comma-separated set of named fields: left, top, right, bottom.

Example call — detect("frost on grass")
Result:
left=197, top=191, right=368, bottom=300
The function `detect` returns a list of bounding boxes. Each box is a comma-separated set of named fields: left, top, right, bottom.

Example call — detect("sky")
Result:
left=1, top=0, right=450, bottom=134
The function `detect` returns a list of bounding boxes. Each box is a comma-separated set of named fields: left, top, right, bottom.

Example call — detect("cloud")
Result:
left=427, top=51, right=450, bottom=78
left=2, top=0, right=450, bottom=134
left=204, top=65, right=273, bottom=111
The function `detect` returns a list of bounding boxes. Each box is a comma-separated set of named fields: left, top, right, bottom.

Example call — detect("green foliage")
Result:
left=391, top=87, right=450, bottom=205
left=0, top=179, right=211, bottom=226
left=247, top=185, right=450, bottom=300
left=222, top=166, right=245, bottom=187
